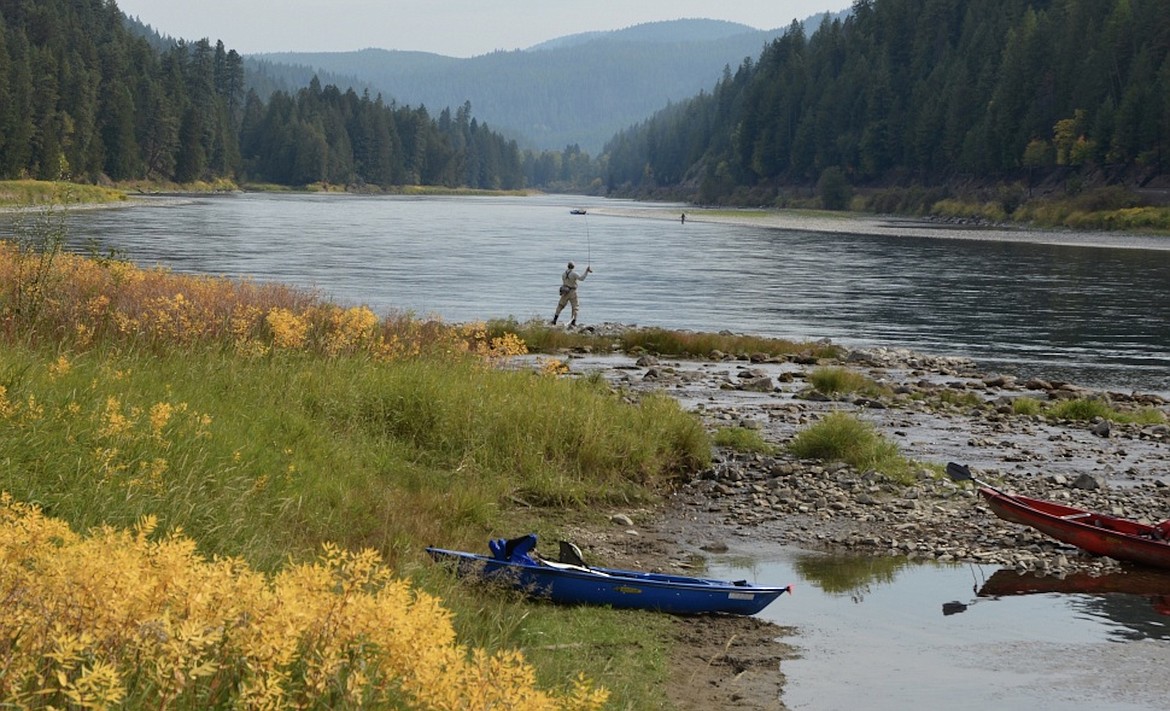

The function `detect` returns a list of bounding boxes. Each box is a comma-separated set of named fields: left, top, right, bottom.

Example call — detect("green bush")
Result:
left=817, top=166, right=853, bottom=211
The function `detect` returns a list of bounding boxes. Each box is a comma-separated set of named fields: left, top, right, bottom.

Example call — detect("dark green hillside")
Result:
left=0, top=0, right=524, bottom=190
left=603, top=0, right=1169, bottom=205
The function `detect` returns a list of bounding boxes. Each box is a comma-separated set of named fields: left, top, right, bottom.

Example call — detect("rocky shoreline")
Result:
left=548, top=330, right=1170, bottom=710
left=567, top=332, right=1170, bottom=577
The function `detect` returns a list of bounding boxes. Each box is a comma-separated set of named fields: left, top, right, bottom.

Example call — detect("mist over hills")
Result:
left=248, top=14, right=847, bottom=155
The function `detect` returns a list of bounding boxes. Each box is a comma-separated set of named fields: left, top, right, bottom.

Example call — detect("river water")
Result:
left=36, top=191, right=1170, bottom=395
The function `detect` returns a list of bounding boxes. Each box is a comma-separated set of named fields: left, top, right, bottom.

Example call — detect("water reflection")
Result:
left=978, top=568, right=1170, bottom=641
left=713, top=549, right=1170, bottom=710
left=792, top=552, right=909, bottom=602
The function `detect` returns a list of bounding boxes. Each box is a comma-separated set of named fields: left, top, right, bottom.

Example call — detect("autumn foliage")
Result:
left=0, top=495, right=607, bottom=709
left=0, top=241, right=614, bottom=709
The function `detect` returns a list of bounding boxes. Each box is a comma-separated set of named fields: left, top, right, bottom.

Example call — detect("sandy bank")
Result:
left=590, top=205, right=1170, bottom=251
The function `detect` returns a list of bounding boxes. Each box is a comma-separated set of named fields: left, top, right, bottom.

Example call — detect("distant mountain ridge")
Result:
left=249, top=15, right=846, bottom=154
left=525, top=18, right=761, bottom=51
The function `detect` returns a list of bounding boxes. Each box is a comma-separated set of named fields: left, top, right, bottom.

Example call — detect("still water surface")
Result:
left=714, top=552, right=1170, bottom=710
left=46, top=191, right=1170, bottom=394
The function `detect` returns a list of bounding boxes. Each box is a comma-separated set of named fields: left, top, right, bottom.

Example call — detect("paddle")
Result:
left=945, top=461, right=1012, bottom=498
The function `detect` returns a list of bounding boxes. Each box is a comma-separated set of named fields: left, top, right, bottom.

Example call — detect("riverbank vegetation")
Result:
left=0, top=228, right=714, bottom=707
left=487, top=318, right=840, bottom=361
left=0, top=180, right=127, bottom=207
left=1012, top=396, right=1166, bottom=425
left=788, top=412, right=913, bottom=484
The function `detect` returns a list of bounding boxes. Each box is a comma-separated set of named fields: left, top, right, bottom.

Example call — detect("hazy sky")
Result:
left=114, top=1, right=849, bottom=57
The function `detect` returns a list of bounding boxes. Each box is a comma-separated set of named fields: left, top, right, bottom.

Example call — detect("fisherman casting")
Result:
left=551, top=261, right=591, bottom=327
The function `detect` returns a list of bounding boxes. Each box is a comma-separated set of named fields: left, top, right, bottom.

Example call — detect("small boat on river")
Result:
left=570, top=209, right=587, bottom=215
left=947, top=462, right=1170, bottom=570
left=426, top=534, right=793, bottom=615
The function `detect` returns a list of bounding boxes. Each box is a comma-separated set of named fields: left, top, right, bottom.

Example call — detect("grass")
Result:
left=488, top=318, right=840, bottom=360
left=0, top=229, right=714, bottom=709
left=1011, top=396, right=1045, bottom=416
left=0, top=341, right=708, bottom=564
left=788, top=411, right=913, bottom=483
left=713, top=426, right=776, bottom=454
left=808, top=366, right=891, bottom=398
left=0, top=180, right=126, bottom=206
left=1009, top=395, right=1164, bottom=425
left=1046, top=397, right=1166, bottom=425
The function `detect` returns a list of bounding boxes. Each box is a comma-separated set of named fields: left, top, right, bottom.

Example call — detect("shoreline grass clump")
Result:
left=788, top=411, right=913, bottom=483
left=1010, top=395, right=1165, bottom=425
left=713, top=426, right=776, bottom=454
left=1046, top=396, right=1165, bottom=425
left=807, top=366, right=891, bottom=398
left=487, top=317, right=840, bottom=361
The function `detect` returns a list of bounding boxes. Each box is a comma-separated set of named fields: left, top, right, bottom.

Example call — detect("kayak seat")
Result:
left=558, top=540, right=588, bottom=567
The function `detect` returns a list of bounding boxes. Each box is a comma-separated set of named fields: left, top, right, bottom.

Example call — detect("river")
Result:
left=19, top=191, right=1170, bottom=394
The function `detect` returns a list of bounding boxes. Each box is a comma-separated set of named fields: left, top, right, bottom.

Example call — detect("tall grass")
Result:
left=808, top=366, right=891, bottom=398
left=487, top=318, right=840, bottom=360
left=0, top=340, right=707, bottom=572
left=713, top=426, right=776, bottom=454
left=0, top=231, right=713, bottom=708
left=788, top=411, right=912, bottom=483
left=1045, top=397, right=1165, bottom=425
left=0, top=180, right=126, bottom=206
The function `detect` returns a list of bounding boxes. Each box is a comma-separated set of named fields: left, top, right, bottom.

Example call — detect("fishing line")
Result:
left=584, top=212, right=591, bottom=268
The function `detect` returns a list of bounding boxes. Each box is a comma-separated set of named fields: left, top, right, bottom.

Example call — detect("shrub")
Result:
left=0, top=496, right=607, bottom=710
left=817, top=166, right=853, bottom=211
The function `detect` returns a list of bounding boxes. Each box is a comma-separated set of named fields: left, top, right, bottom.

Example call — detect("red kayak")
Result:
left=979, top=487, right=1170, bottom=569
left=947, top=462, right=1170, bottom=570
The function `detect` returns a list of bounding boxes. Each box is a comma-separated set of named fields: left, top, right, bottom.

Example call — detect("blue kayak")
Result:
left=426, top=534, right=792, bottom=615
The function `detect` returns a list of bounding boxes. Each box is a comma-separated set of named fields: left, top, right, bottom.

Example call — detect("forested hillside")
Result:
left=603, top=0, right=1170, bottom=204
left=256, top=19, right=799, bottom=154
left=0, top=0, right=524, bottom=189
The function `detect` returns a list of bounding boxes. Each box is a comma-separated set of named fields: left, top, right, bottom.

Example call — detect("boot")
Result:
left=551, top=315, right=558, bottom=325
left=569, top=319, right=576, bottom=328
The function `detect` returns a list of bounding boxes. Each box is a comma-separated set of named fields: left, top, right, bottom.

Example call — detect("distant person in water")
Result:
left=681, top=213, right=686, bottom=224
left=551, top=261, right=591, bottom=327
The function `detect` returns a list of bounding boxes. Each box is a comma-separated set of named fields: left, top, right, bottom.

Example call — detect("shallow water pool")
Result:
left=711, top=550, right=1170, bottom=710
